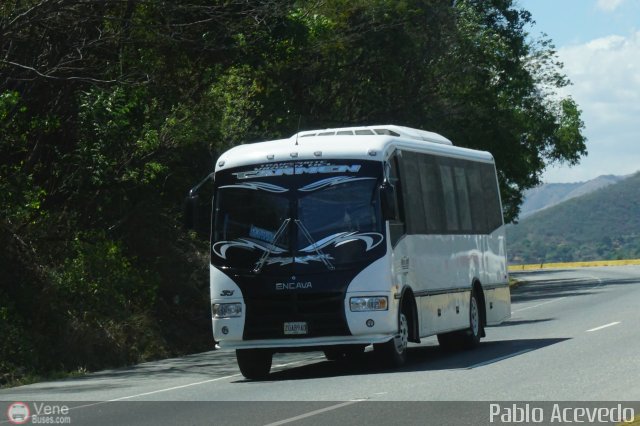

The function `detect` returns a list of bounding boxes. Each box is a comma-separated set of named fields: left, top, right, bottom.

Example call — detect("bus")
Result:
left=185, top=125, right=510, bottom=379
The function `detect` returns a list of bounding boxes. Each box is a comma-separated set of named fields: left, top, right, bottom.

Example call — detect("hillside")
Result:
left=519, top=174, right=628, bottom=218
left=508, top=172, right=640, bottom=264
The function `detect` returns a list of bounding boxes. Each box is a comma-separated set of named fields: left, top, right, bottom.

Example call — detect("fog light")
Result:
left=366, top=319, right=375, bottom=328
left=212, top=303, right=242, bottom=318
left=350, top=296, right=388, bottom=312
left=221, top=326, right=229, bottom=335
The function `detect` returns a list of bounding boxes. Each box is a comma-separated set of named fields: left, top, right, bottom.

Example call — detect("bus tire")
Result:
left=437, top=289, right=483, bottom=350
left=236, top=349, right=272, bottom=380
left=374, top=310, right=409, bottom=367
left=461, top=289, right=482, bottom=349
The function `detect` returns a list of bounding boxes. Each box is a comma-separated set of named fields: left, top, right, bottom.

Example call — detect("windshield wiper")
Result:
left=295, top=219, right=335, bottom=271
left=253, top=218, right=290, bottom=274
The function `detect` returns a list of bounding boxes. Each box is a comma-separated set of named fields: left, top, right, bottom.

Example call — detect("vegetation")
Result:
left=508, top=172, right=640, bottom=264
left=1, top=0, right=585, bottom=384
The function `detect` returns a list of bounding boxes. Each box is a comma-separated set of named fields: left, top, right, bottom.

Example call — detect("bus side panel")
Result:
left=419, top=291, right=471, bottom=337
left=392, top=233, right=478, bottom=337
left=485, top=286, right=511, bottom=325
left=393, top=229, right=509, bottom=336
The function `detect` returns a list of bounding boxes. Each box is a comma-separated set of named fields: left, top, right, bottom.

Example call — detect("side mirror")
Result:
left=380, top=182, right=397, bottom=221
left=183, top=194, right=199, bottom=230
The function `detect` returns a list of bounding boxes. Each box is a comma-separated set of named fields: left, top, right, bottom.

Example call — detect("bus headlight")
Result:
left=350, top=296, right=388, bottom=312
left=212, top=303, right=242, bottom=318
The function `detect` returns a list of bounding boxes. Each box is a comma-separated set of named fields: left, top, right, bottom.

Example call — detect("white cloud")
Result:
left=543, top=31, right=640, bottom=182
left=596, top=0, right=627, bottom=12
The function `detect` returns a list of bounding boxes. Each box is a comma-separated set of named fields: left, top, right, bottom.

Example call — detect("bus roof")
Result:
left=215, top=125, right=494, bottom=172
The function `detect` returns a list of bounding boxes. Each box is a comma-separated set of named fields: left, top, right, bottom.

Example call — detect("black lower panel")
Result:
left=243, top=292, right=350, bottom=340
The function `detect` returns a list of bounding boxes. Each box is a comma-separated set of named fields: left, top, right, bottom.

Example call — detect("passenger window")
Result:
left=454, top=166, right=472, bottom=231
left=402, top=155, right=427, bottom=233
left=418, top=154, right=445, bottom=233
left=439, top=165, right=459, bottom=231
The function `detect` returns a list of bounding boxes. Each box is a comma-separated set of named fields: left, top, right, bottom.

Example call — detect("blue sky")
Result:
left=517, top=0, right=640, bottom=182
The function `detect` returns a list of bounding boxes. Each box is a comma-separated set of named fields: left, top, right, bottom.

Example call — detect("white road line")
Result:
left=467, top=349, right=533, bottom=369
left=67, top=373, right=243, bottom=411
left=273, top=355, right=325, bottom=368
left=512, top=297, right=566, bottom=313
left=68, top=356, right=319, bottom=411
left=586, top=321, right=621, bottom=332
left=263, top=400, right=364, bottom=426
left=109, top=374, right=242, bottom=401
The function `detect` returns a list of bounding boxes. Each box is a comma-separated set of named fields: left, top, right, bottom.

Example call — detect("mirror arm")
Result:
left=189, top=172, right=215, bottom=197
left=184, top=172, right=214, bottom=231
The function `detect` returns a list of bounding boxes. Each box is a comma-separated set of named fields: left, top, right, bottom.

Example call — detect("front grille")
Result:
left=243, top=292, right=350, bottom=340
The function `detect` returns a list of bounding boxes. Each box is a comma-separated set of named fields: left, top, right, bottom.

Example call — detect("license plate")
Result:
left=284, top=322, right=308, bottom=335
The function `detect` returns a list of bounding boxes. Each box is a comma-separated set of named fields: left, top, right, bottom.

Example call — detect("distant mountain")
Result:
left=508, top=172, right=640, bottom=264
left=518, top=174, right=628, bottom=218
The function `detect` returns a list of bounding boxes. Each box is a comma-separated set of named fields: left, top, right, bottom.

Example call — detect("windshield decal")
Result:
left=213, top=239, right=287, bottom=259
left=219, top=182, right=288, bottom=193
left=265, top=254, right=335, bottom=266
left=297, top=176, right=377, bottom=192
left=299, top=231, right=384, bottom=253
left=212, top=232, right=383, bottom=264
left=233, top=161, right=362, bottom=180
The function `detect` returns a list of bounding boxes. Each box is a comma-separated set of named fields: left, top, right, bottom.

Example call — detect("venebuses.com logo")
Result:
left=6, top=402, right=71, bottom=424
left=6, top=402, right=30, bottom=424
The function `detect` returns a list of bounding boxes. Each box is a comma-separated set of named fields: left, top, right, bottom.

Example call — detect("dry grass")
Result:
left=508, top=259, right=640, bottom=271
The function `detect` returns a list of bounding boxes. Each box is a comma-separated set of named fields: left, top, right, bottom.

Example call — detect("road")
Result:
left=2, top=266, right=640, bottom=425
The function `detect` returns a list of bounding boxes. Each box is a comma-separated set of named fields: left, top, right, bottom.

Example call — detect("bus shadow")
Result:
left=510, top=276, right=640, bottom=303
left=495, top=318, right=555, bottom=327
left=240, top=337, right=569, bottom=382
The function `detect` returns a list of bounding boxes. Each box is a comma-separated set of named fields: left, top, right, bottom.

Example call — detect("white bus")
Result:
left=187, top=125, right=510, bottom=379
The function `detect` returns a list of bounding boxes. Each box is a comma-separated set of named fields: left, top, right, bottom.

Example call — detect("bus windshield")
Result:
left=296, top=178, right=382, bottom=266
left=213, top=187, right=291, bottom=271
left=212, top=173, right=385, bottom=273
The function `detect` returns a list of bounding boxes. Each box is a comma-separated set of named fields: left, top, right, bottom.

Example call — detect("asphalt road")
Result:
left=2, top=266, right=640, bottom=425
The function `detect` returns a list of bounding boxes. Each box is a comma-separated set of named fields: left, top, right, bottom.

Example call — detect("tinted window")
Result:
left=395, top=151, right=502, bottom=235
left=439, top=164, right=459, bottom=232
left=454, top=166, right=472, bottom=231
left=466, top=163, right=489, bottom=232
left=402, top=155, right=427, bottom=233
left=481, top=163, right=503, bottom=231
left=418, top=155, right=445, bottom=232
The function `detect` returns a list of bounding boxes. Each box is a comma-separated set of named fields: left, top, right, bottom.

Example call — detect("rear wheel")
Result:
left=461, top=290, right=482, bottom=349
left=236, top=349, right=272, bottom=380
left=374, top=310, right=409, bottom=367
left=437, top=289, right=483, bottom=350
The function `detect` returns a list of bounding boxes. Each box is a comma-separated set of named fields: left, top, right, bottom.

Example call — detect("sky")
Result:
left=517, top=0, right=640, bottom=183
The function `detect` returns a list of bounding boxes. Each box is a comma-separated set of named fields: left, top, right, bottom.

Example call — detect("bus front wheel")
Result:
left=236, top=349, right=272, bottom=380
left=374, top=311, right=409, bottom=367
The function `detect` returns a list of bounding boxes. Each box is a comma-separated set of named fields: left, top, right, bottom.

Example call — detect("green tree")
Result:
left=1, top=0, right=587, bottom=381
